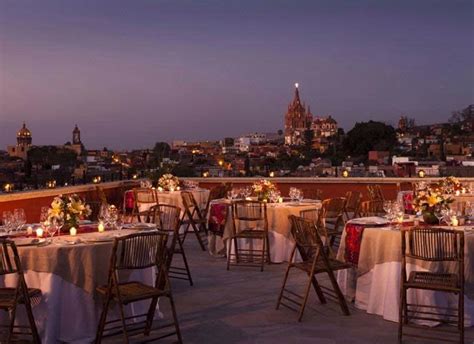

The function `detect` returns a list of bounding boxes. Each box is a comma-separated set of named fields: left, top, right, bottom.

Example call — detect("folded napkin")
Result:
left=349, top=217, right=389, bottom=226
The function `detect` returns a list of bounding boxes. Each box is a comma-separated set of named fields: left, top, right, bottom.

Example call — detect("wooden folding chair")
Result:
left=0, top=239, right=41, bottom=343
left=399, top=227, right=464, bottom=344
left=367, top=184, right=385, bottom=202
left=149, top=204, right=193, bottom=286
left=132, top=188, right=158, bottom=223
left=320, top=197, right=346, bottom=249
left=276, top=215, right=351, bottom=321
left=344, top=191, right=362, bottom=220
left=359, top=200, right=385, bottom=217
left=227, top=200, right=271, bottom=271
left=180, top=191, right=209, bottom=251
left=95, top=232, right=182, bottom=344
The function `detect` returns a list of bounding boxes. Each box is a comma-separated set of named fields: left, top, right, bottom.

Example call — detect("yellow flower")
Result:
left=427, top=195, right=439, bottom=207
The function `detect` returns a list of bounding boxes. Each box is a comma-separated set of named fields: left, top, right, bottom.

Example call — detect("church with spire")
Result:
left=283, top=83, right=339, bottom=152
left=284, top=83, right=313, bottom=145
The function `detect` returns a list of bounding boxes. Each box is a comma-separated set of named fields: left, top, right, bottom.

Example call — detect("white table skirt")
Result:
left=337, top=261, right=474, bottom=327
left=2, top=268, right=160, bottom=343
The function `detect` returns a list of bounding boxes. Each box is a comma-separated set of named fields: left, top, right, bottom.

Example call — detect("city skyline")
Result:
left=1, top=0, right=472, bottom=149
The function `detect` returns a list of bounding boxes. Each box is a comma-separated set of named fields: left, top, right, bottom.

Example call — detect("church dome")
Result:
left=17, top=123, right=31, bottom=138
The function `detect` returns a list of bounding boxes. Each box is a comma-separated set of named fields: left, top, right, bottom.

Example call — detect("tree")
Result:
left=150, top=142, right=171, bottom=167
left=343, top=121, right=397, bottom=159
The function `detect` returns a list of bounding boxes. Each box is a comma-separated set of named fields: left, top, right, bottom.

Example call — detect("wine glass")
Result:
left=98, top=204, right=109, bottom=225
left=383, top=201, right=393, bottom=219
left=108, top=205, right=119, bottom=230
left=2, top=211, right=13, bottom=234
left=289, top=188, right=297, bottom=202
left=14, top=209, right=26, bottom=232
left=242, top=187, right=252, bottom=199
left=45, top=220, right=58, bottom=243
left=40, top=207, right=49, bottom=223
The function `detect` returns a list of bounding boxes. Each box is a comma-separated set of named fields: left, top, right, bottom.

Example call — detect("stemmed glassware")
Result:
left=13, top=209, right=26, bottom=232
left=383, top=201, right=393, bottom=219
left=2, top=211, right=13, bottom=234
left=107, top=205, right=119, bottom=230
left=242, top=187, right=252, bottom=199
left=289, top=188, right=303, bottom=202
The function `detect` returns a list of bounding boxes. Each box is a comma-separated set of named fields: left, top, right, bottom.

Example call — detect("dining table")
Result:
left=2, top=223, right=161, bottom=344
left=336, top=217, right=474, bottom=327
left=207, top=199, right=322, bottom=262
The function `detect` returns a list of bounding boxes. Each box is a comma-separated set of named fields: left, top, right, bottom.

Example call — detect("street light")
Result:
left=342, top=170, right=349, bottom=178
left=418, top=170, right=426, bottom=178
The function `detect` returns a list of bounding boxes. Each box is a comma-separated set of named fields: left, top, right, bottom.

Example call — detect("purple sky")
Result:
left=0, top=0, right=472, bottom=150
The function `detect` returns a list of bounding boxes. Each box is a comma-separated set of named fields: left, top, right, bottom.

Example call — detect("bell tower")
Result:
left=73, top=124, right=81, bottom=145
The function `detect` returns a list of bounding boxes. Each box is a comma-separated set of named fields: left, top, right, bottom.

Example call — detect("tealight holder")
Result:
left=36, top=228, right=44, bottom=237
left=70, top=227, right=77, bottom=236
left=98, top=222, right=105, bottom=232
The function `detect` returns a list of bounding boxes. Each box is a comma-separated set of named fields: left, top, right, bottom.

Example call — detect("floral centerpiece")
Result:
left=252, top=179, right=278, bottom=202
left=47, top=194, right=91, bottom=229
left=413, top=187, right=453, bottom=224
left=158, top=174, right=180, bottom=191
left=440, top=176, right=462, bottom=194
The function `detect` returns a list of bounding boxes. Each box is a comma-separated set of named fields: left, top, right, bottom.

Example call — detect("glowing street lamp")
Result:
left=418, top=170, right=426, bottom=178
left=3, top=183, right=13, bottom=193
left=342, top=170, right=349, bottom=178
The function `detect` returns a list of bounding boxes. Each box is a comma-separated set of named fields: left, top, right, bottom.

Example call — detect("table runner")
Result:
left=208, top=203, right=229, bottom=236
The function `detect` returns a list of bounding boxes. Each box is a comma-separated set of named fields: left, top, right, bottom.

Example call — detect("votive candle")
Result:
left=27, top=226, right=33, bottom=235
left=70, top=227, right=77, bottom=236
left=158, top=187, right=163, bottom=192
left=278, top=197, right=283, bottom=203
left=98, top=222, right=105, bottom=232
left=36, top=228, right=44, bottom=237
left=451, top=216, right=459, bottom=227
left=455, top=190, right=460, bottom=196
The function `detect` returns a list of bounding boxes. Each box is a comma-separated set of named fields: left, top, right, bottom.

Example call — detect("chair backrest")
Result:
left=306, top=189, right=323, bottom=200
left=359, top=200, right=385, bottom=217
left=345, top=191, right=362, bottom=214
left=233, top=200, right=267, bottom=222
left=181, top=191, right=200, bottom=211
left=149, top=204, right=181, bottom=233
left=288, top=215, right=324, bottom=262
left=203, top=183, right=232, bottom=214
left=0, top=240, right=21, bottom=276
left=300, top=208, right=319, bottom=223
left=403, top=227, right=464, bottom=262
left=112, top=232, right=168, bottom=271
left=321, top=197, right=346, bottom=219
left=367, top=185, right=384, bottom=202
left=134, top=188, right=157, bottom=205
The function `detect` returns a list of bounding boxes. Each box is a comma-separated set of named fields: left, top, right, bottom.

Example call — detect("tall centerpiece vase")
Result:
left=422, top=211, right=439, bottom=225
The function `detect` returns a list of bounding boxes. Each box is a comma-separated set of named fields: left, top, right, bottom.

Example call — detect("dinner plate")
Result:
left=349, top=217, right=390, bottom=226
left=14, top=238, right=47, bottom=247
left=82, top=235, right=114, bottom=243
left=122, top=223, right=156, bottom=230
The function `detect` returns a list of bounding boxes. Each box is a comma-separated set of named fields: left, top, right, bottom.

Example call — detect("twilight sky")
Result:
left=0, top=0, right=472, bottom=149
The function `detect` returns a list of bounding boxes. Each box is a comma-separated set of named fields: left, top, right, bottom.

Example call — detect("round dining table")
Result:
left=4, top=226, right=161, bottom=344
left=336, top=219, right=474, bottom=327
left=207, top=199, right=322, bottom=262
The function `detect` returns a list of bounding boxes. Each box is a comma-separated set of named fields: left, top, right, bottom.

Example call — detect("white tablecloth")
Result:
left=208, top=200, right=322, bottom=263
left=337, top=223, right=474, bottom=327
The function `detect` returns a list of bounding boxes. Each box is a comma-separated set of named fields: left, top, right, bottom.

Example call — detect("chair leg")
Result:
left=23, top=295, right=40, bottom=343
left=226, top=238, right=232, bottom=271
left=326, top=270, right=350, bottom=315
left=7, top=306, right=17, bottom=344
left=459, top=291, right=464, bottom=344
left=144, top=296, right=159, bottom=336
left=276, top=264, right=292, bottom=310
left=191, top=221, right=206, bottom=251
left=95, top=294, right=111, bottom=344
left=117, top=302, right=129, bottom=344
left=167, top=293, right=183, bottom=343
left=178, top=242, right=194, bottom=286
left=398, top=286, right=405, bottom=344
left=310, top=275, right=327, bottom=304
left=265, top=234, right=271, bottom=264
left=298, top=271, right=316, bottom=322
left=260, top=237, right=266, bottom=272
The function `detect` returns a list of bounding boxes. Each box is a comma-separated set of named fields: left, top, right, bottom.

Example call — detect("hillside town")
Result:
left=1, top=84, right=473, bottom=192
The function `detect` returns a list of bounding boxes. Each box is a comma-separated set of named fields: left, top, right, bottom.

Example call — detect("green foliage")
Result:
left=343, top=121, right=397, bottom=159
left=27, top=146, right=77, bottom=168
